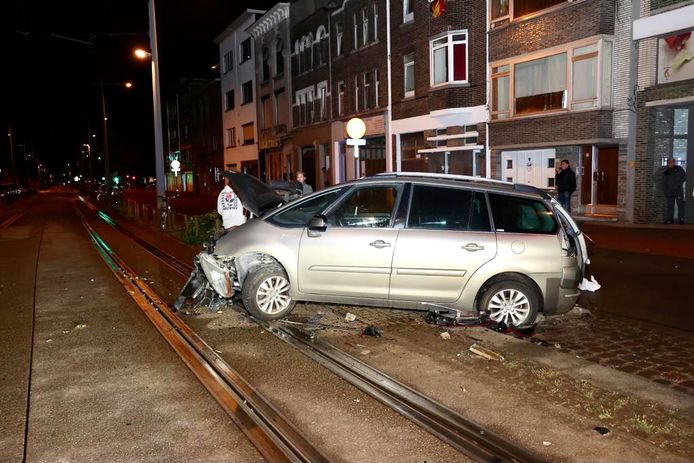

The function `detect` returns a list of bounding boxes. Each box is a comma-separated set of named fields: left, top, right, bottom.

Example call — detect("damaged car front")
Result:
left=173, top=171, right=287, bottom=312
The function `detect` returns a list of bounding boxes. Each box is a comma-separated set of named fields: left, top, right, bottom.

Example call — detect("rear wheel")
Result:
left=242, top=265, right=296, bottom=320
left=479, top=280, right=539, bottom=328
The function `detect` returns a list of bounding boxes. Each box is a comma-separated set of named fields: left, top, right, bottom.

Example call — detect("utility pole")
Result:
left=7, top=125, right=18, bottom=185
left=149, top=0, right=166, bottom=210
left=100, top=78, right=110, bottom=183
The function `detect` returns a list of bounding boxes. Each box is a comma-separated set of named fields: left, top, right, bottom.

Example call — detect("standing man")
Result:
left=663, top=158, right=686, bottom=224
left=217, top=176, right=246, bottom=229
left=296, top=171, right=313, bottom=196
left=556, top=159, right=577, bottom=214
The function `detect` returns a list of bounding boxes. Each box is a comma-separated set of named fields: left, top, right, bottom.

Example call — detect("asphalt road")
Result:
left=579, top=223, right=694, bottom=332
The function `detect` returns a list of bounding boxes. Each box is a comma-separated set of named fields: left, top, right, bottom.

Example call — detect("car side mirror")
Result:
left=307, top=215, right=327, bottom=233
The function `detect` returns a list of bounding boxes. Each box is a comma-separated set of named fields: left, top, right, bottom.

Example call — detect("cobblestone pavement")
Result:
left=533, top=309, right=694, bottom=396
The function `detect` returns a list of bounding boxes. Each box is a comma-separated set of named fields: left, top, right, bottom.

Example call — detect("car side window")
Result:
left=327, top=185, right=401, bottom=228
left=489, top=194, right=557, bottom=234
left=267, top=188, right=345, bottom=227
left=407, top=185, right=491, bottom=232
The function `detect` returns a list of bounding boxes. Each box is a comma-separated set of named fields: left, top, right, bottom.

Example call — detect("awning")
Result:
left=633, top=5, right=694, bottom=40
left=417, top=144, right=484, bottom=154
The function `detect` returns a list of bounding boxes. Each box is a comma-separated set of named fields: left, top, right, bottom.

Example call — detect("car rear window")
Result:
left=489, top=194, right=557, bottom=234
left=407, top=185, right=491, bottom=232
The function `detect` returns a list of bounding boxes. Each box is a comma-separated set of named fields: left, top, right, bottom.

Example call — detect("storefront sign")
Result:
left=259, top=137, right=281, bottom=150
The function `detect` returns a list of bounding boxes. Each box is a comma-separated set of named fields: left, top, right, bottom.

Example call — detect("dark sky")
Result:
left=0, top=0, right=277, bottom=181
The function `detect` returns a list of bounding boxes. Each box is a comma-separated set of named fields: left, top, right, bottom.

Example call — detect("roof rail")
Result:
left=373, top=171, right=513, bottom=185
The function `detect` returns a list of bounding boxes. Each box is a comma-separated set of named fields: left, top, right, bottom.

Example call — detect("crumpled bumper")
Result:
left=172, top=253, right=237, bottom=311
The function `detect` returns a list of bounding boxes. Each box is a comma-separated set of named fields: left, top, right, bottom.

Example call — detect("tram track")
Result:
left=84, top=201, right=544, bottom=463
left=76, top=203, right=329, bottom=463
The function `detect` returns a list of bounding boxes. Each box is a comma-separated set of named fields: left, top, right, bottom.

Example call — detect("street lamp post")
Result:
left=100, top=77, right=110, bottom=182
left=147, top=0, right=166, bottom=210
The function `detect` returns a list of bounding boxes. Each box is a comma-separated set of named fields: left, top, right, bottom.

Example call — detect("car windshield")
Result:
left=266, top=188, right=347, bottom=227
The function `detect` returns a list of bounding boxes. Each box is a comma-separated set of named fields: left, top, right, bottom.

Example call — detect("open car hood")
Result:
left=223, top=171, right=285, bottom=216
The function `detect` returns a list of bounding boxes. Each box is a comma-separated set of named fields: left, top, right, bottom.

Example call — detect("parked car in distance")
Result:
left=175, top=172, right=588, bottom=328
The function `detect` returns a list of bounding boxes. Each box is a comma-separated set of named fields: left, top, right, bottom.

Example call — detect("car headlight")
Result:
left=198, top=253, right=235, bottom=298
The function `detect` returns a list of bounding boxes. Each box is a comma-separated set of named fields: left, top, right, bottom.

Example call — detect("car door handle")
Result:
left=369, top=240, right=391, bottom=249
left=462, top=243, right=485, bottom=252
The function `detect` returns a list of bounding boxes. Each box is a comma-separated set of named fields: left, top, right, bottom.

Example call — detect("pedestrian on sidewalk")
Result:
left=662, top=158, right=686, bottom=224
left=556, top=159, right=577, bottom=214
left=217, top=176, right=246, bottom=230
left=295, top=170, right=313, bottom=196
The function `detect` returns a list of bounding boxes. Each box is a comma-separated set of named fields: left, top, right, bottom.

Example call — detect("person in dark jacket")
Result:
left=556, top=159, right=577, bottom=214
left=663, top=158, right=686, bottom=224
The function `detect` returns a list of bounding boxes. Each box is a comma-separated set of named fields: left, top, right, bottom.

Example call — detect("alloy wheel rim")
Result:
left=256, top=276, right=291, bottom=314
left=487, top=289, right=531, bottom=326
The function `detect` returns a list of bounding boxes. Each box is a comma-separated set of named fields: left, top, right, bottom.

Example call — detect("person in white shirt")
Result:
left=217, top=176, right=246, bottom=229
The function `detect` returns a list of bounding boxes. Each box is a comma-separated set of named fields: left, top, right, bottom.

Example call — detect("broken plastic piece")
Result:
left=345, top=312, right=356, bottom=322
left=542, top=441, right=552, bottom=446
left=440, top=331, right=451, bottom=340
left=593, top=426, right=610, bottom=435
left=361, top=326, right=382, bottom=337
left=578, top=275, right=601, bottom=292
left=469, top=343, right=505, bottom=361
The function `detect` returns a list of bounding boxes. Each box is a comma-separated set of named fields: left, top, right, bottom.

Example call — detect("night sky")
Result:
left=0, top=0, right=277, bottom=181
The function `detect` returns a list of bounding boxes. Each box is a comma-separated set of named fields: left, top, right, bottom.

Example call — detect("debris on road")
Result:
left=360, top=350, right=371, bottom=355
left=361, top=325, right=382, bottom=337
left=345, top=312, right=357, bottom=322
left=578, top=275, right=601, bottom=292
left=74, top=322, right=87, bottom=329
left=542, top=441, right=552, bottom=447
left=469, top=343, right=505, bottom=361
left=594, top=426, right=611, bottom=435
left=440, top=331, right=451, bottom=340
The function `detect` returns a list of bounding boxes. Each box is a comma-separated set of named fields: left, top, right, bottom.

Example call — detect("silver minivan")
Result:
left=175, top=172, right=588, bottom=327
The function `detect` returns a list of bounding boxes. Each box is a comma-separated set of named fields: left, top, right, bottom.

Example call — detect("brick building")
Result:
left=632, top=0, right=694, bottom=224
left=488, top=0, right=626, bottom=219
left=248, top=3, right=294, bottom=183
left=390, top=0, right=488, bottom=177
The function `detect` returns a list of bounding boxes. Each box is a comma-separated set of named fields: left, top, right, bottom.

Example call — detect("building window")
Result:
left=262, top=47, right=270, bottom=81
left=338, top=81, right=345, bottom=115
left=491, top=39, right=614, bottom=119
left=362, top=8, right=369, bottom=46
left=363, top=71, right=371, bottom=109
left=275, top=38, right=284, bottom=76
left=317, top=85, right=327, bottom=120
left=430, top=32, right=468, bottom=86
left=353, top=13, right=359, bottom=49
left=240, top=38, right=252, bottom=63
left=303, top=35, right=313, bottom=72
left=262, top=96, right=273, bottom=129
left=491, top=65, right=510, bottom=119
left=490, top=0, right=566, bottom=27
left=336, top=22, right=344, bottom=56
left=404, top=53, right=415, bottom=98
left=242, top=122, right=254, bottom=145
left=374, top=68, right=380, bottom=107
left=241, top=81, right=253, bottom=105
left=403, top=0, right=414, bottom=23
left=225, top=89, right=235, bottom=111
left=316, top=27, right=326, bottom=66
left=354, top=75, right=360, bottom=112
left=226, top=127, right=236, bottom=147
left=373, top=3, right=378, bottom=42
left=223, top=50, right=233, bottom=73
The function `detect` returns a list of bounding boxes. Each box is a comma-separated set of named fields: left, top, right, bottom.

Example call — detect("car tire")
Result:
left=479, top=280, right=539, bottom=328
left=241, top=264, right=296, bottom=320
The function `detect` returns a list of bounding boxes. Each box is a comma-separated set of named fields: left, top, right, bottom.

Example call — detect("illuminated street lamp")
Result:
left=346, top=118, right=367, bottom=179
left=124, top=81, right=133, bottom=88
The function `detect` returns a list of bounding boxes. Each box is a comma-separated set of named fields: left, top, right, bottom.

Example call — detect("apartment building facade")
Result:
left=248, top=3, right=294, bottom=183
left=487, top=0, right=625, bottom=219
left=215, top=9, right=265, bottom=178
left=632, top=0, right=694, bottom=224
left=390, top=0, right=488, bottom=177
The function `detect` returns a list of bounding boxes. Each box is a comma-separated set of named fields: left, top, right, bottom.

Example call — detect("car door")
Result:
left=298, top=183, right=402, bottom=298
left=389, top=185, right=497, bottom=303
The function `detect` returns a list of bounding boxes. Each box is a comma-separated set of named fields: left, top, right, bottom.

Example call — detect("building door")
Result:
left=596, top=147, right=618, bottom=205
left=580, top=146, right=592, bottom=205
left=501, top=149, right=556, bottom=189
left=301, top=146, right=317, bottom=187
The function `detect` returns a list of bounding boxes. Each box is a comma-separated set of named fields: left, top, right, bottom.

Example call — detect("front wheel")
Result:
left=479, top=280, right=539, bottom=328
left=242, top=265, right=296, bottom=320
